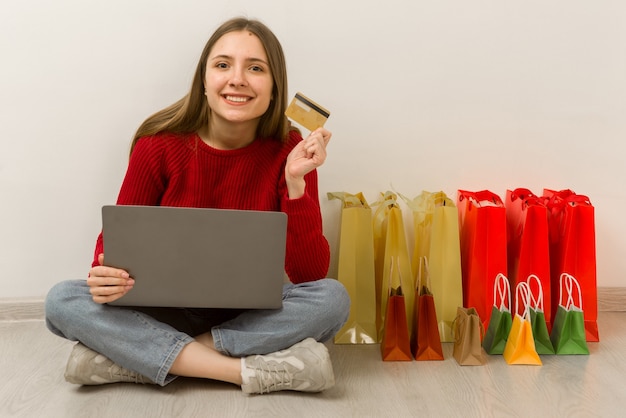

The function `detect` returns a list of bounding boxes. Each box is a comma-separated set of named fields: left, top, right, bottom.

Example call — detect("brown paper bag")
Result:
left=453, top=307, right=486, bottom=366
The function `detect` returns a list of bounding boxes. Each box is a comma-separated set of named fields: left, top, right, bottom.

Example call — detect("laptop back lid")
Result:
left=102, top=205, right=287, bottom=309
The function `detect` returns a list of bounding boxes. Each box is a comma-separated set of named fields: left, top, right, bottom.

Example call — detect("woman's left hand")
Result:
left=285, top=128, right=331, bottom=199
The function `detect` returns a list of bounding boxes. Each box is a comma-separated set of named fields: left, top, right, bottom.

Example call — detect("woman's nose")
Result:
left=229, top=67, right=248, bottom=87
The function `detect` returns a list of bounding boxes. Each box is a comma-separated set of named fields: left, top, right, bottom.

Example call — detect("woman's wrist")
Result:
left=286, top=176, right=306, bottom=200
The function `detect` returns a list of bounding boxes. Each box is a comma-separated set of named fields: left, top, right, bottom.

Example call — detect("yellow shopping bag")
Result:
left=503, top=282, right=542, bottom=365
left=328, top=192, right=377, bottom=344
left=373, top=192, right=414, bottom=342
left=402, top=191, right=463, bottom=342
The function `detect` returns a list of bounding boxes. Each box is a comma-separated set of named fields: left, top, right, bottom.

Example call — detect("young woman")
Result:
left=45, top=17, right=350, bottom=395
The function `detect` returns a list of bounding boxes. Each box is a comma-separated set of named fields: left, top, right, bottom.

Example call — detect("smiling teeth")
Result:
left=226, top=96, right=249, bottom=102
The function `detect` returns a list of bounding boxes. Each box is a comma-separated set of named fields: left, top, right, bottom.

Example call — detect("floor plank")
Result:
left=0, top=313, right=623, bottom=418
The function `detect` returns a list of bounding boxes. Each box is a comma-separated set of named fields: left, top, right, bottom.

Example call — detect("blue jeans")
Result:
left=45, top=279, right=350, bottom=386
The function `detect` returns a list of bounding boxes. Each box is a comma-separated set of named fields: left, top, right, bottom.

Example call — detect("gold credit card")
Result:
left=284, top=92, right=330, bottom=131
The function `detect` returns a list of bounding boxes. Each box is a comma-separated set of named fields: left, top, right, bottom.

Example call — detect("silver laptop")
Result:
left=102, top=205, right=287, bottom=309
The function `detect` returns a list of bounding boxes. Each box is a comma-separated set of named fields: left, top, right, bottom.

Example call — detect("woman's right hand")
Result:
left=87, top=253, right=135, bottom=304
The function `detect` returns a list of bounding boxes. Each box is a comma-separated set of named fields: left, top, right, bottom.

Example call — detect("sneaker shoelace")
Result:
left=256, top=361, right=293, bottom=394
left=109, top=365, right=146, bottom=384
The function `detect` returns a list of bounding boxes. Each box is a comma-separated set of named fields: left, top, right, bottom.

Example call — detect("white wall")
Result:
left=1, top=0, right=624, bottom=299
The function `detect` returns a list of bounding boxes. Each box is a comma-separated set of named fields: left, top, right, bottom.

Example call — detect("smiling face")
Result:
left=204, top=30, right=274, bottom=135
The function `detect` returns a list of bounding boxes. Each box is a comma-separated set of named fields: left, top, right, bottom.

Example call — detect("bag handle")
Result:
left=559, top=273, right=583, bottom=311
left=388, top=256, right=406, bottom=297
left=514, top=282, right=532, bottom=319
left=526, top=274, right=544, bottom=311
left=416, top=256, right=431, bottom=294
left=327, top=191, right=368, bottom=208
left=493, top=273, right=511, bottom=312
left=372, top=192, right=399, bottom=240
left=509, top=188, right=536, bottom=202
left=458, top=190, right=503, bottom=208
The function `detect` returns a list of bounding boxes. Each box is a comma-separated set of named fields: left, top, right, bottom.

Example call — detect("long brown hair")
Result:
left=130, top=17, right=292, bottom=155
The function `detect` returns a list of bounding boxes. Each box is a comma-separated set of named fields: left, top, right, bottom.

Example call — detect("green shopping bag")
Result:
left=526, top=274, right=555, bottom=355
left=550, top=273, right=590, bottom=355
left=482, top=273, right=513, bottom=355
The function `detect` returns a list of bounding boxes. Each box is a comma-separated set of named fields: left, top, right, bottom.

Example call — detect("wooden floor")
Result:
left=1, top=312, right=624, bottom=418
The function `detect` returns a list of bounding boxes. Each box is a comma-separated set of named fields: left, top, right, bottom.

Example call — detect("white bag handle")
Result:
left=515, top=281, right=532, bottom=320
left=526, top=274, right=544, bottom=312
left=559, top=272, right=583, bottom=311
left=493, top=273, right=511, bottom=312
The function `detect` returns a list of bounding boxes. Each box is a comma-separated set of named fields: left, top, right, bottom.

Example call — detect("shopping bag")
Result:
left=526, top=274, right=555, bottom=355
left=543, top=189, right=598, bottom=342
left=402, top=191, right=463, bottom=342
left=550, top=273, right=590, bottom=355
left=411, top=257, right=444, bottom=361
left=373, top=192, right=414, bottom=342
left=505, top=189, right=551, bottom=326
left=482, top=273, right=513, bottom=355
left=503, top=282, right=542, bottom=365
left=453, top=307, right=486, bottom=366
left=327, top=192, right=377, bottom=344
left=380, top=257, right=412, bottom=361
left=457, top=190, right=508, bottom=332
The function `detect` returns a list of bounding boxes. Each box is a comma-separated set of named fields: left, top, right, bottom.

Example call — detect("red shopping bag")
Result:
left=543, top=189, right=598, bottom=342
left=505, top=189, right=551, bottom=327
left=457, top=190, right=508, bottom=332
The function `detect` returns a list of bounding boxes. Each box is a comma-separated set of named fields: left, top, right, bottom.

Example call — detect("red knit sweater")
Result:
left=92, top=130, right=330, bottom=283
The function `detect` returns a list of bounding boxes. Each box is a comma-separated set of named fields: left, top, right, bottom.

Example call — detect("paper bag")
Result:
left=544, top=189, right=598, bottom=342
left=550, top=273, right=590, bottom=355
left=482, top=273, right=513, bottom=355
left=411, top=257, right=444, bottom=361
left=328, top=192, right=377, bottom=344
left=373, top=192, right=414, bottom=342
left=457, top=190, right=508, bottom=332
left=381, top=258, right=412, bottom=361
left=453, top=307, right=486, bottom=366
left=505, top=188, right=551, bottom=325
left=503, top=282, right=542, bottom=365
left=402, top=191, right=463, bottom=342
left=526, top=274, right=555, bottom=355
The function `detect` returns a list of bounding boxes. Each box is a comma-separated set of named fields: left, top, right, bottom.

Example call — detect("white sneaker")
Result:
left=64, top=343, right=154, bottom=385
left=241, top=338, right=335, bottom=394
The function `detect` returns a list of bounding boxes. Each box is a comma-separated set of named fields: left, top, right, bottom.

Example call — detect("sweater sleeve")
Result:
left=280, top=168, right=331, bottom=283
left=91, top=136, right=166, bottom=267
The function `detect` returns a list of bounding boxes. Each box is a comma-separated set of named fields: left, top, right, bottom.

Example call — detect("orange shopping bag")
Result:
left=411, top=257, right=444, bottom=361
left=381, top=257, right=412, bottom=361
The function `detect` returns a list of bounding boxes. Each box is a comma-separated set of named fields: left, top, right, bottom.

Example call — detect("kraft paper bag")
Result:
left=453, top=307, right=486, bottom=366
left=328, top=192, right=377, bottom=344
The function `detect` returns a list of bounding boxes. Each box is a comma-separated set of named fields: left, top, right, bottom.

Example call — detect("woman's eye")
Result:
left=216, top=62, right=229, bottom=69
left=250, top=65, right=263, bottom=72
